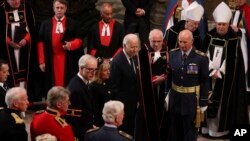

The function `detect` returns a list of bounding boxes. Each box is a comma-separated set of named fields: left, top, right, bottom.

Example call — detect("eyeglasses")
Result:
left=83, top=67, right=98, bottom=72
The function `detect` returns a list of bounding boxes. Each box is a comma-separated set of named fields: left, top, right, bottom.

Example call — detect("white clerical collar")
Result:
left=77, top=73, right=89, bottom=85
left=0, top=82, right=3, bottom=87
left=101, top=21, right=110, bottom=36
left=55, top=16, right=65, bottom=33
left=55, top=16, right=65, bottom=22
left=104, top=123, right=117, bottom=128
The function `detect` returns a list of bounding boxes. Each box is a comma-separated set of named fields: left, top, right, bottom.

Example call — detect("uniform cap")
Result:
left=185, top=1, right=204, bottom=21
left=213, top=2, right=232, bottom=23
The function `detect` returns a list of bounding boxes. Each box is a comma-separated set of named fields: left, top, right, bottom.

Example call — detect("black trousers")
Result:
left=170, top=112, right=197, bottom=141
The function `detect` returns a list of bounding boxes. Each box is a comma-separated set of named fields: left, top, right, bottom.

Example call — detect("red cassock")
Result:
left=37, top=17, right=82, bottom=86
left=30, top=108, right=75, bottom=141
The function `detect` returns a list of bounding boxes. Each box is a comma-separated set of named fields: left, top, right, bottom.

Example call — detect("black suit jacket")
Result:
left=66, top=75, right=94, bottom=140
left=0, top=86, right=7, bottom=108
left=110, top=51, right=139, bottom=117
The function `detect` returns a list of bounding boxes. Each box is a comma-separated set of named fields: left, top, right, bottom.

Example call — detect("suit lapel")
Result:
left=121, top=52, right=137, bottom=79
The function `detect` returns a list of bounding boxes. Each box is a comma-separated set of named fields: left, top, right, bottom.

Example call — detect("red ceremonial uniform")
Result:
left=30, top=107, right=75, bottom=141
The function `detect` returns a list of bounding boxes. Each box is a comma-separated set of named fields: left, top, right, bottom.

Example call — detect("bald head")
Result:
left=178, top=29, right=194, bottom=52
left=100, top=2, right=113, bottom=23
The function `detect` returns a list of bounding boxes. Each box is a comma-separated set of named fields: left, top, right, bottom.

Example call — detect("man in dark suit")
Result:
left=110, top=34, right=140, bottom=136
left=66, top=54, right=98, bottom=141
left=121, top=0, right=152, bottom=44
left=0, top=59, right=9, bottom=108
left=167, top=29, right=209, bottom=141
left=88, top=2, right=124, bottom=60
left=84, top=100, right=132, bottom=141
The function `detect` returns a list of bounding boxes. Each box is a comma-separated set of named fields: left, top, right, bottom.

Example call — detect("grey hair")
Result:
left=123, top=33, right=140, bottom=48
left=47, top=86, right=70, bottom=108
left=78, top=54, right=96, bottom=68
left=102, top=100, right=124, bottom=123
left=149, top=29, right=163, bottom=40
left=5, top=87, right=26, bottom=107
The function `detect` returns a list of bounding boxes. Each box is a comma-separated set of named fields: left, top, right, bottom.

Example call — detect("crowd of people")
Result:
left=0, top=0, right=250, bottom=141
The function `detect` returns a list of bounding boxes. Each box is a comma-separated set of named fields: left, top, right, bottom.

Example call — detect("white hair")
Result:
left=78, top=54, right=96, bottom=68
left=5, top=87, right=26, bottom=107
left=123, top=33, right=140, bottom=47
left=35, top=133, right=57, bottom=141
left=102, top=100, right=124, bottom=123
left=149, top=29, right=163, bottom=40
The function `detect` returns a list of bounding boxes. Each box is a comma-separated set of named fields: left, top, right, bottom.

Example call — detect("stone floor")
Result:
left=24, top=110, right=229, bottom=141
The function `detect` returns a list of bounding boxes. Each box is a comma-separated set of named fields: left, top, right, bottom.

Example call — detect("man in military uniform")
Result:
left=201, top=2, right=249, bottom=138
left=0, top=87, right=29, bottom=141
left=167, top=29, right=209, bottom=141
left=165, top=1, right=204, bottom=51
left=84, top=100, right=132, bottom=141
left=30, top=86, right=74, bottom=141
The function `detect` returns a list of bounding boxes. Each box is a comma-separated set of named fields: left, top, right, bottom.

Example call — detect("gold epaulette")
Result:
left=11, top=113, right=24, bottom=124
left=195, top=50, right=206, bottom=56
left=86, top=127, right=100, bottom=133
left=35, top=110, right=44, bottom=114
left=169, top=48, right=180, bottom=52
left=119, top=130, right=133, bottom=140
left=55, top=116, right=68, bottom=128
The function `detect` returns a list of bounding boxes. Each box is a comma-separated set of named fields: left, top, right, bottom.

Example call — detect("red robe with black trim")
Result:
left=37, top=16, right=83, bottom=90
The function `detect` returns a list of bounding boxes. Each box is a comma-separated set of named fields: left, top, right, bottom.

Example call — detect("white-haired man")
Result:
left=66, top=54, right=98, bottom=140
left=0, top=87, right=29, bottom=141
left=110, top=33, right=140, bottom=136
left=85, top=100, right=132, bottom=141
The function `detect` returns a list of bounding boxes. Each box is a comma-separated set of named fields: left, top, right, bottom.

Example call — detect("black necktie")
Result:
left=3, top=83, right=8, bottom=91
left=130, top=58, right=135, bottom=73
left=183, top=53, right=187, bottom=63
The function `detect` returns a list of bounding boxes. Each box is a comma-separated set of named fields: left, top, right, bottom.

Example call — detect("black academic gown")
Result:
left=87, top=21, right=124, bottom=59
left=38, top=17, right=84, bottom=92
